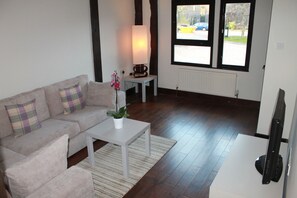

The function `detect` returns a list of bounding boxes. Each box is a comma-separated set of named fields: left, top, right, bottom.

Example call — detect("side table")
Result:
left=123, top=75, right=157, bottom=103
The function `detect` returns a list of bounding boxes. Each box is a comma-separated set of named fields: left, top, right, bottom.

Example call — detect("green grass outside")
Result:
left=224, top=36, right=247, bottom=44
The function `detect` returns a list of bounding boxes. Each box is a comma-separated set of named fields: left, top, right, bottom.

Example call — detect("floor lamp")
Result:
left=132, top=25, right=148, bottom=78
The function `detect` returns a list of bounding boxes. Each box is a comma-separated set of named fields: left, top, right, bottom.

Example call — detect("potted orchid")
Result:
left=107, top=71, right=128, bottom=128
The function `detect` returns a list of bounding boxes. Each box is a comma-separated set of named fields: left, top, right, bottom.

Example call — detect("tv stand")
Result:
left=255, top=154, right=283, bottom=183
left=210, top=134, right=287, bottom=198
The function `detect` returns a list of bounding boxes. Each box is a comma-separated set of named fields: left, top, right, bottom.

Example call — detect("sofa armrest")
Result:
left=27, top=166, right=94, bottom=198
left=86, top=81, right=126, bottom=109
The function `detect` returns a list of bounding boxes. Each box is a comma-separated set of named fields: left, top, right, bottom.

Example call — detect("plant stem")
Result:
left=115, top=89, right=118, bottom=112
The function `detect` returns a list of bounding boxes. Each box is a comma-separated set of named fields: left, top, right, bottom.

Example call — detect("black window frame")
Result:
left=171, top=0, right=215, bottom=68
left=217, top=0, right=255, bottom=71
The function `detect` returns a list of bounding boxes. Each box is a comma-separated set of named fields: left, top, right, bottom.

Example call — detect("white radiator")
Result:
left=177, top=68, right=238, bottom=98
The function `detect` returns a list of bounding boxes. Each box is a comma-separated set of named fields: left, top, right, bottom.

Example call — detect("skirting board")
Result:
left=158, top=88, right=260, bottom=108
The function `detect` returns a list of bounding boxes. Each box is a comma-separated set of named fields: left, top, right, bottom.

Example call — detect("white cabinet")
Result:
left=210, top=134, right=287, bottom=198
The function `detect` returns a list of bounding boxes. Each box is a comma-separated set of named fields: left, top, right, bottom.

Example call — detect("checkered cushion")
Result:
left=5, top=99, right=41, bottom=137
left=59, top=84, right=85, bottom=115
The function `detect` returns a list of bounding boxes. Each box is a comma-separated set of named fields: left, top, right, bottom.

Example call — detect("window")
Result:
left=171, top=0, right=215, bottom=67
left=217, top=0, right=255, bottom=71
left=171, top=0, right=255, bottom=72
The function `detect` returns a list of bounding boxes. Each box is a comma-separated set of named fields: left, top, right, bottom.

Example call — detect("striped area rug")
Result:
left=77, top=135, right=176, bottom=198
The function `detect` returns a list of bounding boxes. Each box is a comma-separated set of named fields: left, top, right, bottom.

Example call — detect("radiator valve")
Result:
left=235, top=90, right=239, bottom=98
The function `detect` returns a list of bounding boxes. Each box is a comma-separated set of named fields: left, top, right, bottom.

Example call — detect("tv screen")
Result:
left=255, top=88, right=286, bottom=184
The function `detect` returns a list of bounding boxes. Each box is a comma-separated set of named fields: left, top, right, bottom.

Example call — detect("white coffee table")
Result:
left=86, top=118, right=151, bottom=178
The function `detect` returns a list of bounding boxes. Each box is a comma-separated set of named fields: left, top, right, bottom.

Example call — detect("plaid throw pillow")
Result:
left=5, top=99, right=41, bottom=137
left=59, top=84, right=85, bottom=114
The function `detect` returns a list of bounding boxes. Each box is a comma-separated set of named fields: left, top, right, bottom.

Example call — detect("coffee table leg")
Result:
left=86, top=135, right=95, bottom=166
left=145, top=128, right=151, bottom=156
left=121, top=145, right=129, bottom=178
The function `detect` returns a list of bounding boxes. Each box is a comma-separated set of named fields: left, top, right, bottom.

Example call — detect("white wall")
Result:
left=257, top=0, right=297, bottom=139
left=0, top=0, right=94, bottom=99
left=98, top=0, right=134, bottom=81
left=150, top=0, right=272, bottom=101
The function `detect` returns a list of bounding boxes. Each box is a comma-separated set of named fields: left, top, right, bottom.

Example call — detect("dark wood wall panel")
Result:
left=134, top=0, right=143, bottom=25
left=90, top=0, right=102, bottom=82
left=149, top=0, right=158, bottom=75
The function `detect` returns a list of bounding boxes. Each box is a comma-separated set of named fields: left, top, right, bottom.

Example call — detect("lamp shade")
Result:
left=132, top=25, right=148, bottom=64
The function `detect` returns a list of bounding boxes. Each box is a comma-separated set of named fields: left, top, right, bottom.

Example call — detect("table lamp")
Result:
left=132, top=25, right=148, bottom=78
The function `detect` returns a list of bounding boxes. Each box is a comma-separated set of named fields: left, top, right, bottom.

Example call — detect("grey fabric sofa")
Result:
left=0, top=74, right=126, bottom=173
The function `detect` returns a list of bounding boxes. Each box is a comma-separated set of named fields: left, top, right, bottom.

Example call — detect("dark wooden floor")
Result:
left=68, top=90, right=260, bottom=198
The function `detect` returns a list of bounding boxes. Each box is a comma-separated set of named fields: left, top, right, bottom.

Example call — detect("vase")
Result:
left=113, top=118, right=124, bottom=129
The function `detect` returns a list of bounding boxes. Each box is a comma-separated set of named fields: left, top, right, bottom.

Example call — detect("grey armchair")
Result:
left=4, top=135, right=94, bottom=198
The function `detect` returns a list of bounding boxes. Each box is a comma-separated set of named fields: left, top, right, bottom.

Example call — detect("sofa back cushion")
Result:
left=5, top=134, right=69, bottom=198
left=0, top=98, right=16, bottom=139
left=59, top=84, right=86, bottom=114
left=5, top=99, right=41, bottom=137
left=86, top=81, right=115, bottom=108
left=14, top=88, right=50, bottom=122
left=44, top=75, right=88, bottom=117
left=0, top=88, right=50, bottom=139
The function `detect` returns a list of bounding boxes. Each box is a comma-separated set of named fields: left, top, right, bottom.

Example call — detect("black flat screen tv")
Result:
left=255, top=88, right=286, bottom=184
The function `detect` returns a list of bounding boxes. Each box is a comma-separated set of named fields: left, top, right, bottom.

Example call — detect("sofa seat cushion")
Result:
left=54, top=105, right=109, bottom=131
left=0, top=146, right=26, bottom=172
left=0, top=119, right=80, bottom=156
left=27, top=166, right=94, bottom=198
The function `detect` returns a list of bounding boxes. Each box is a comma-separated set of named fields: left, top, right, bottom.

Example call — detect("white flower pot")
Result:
left=113, top=118, right=124, bottom=129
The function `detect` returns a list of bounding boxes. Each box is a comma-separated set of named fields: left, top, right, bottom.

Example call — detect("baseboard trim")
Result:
left=158, top=88, right=260, bottom=108
left=255, top=133, right=288, bottom=143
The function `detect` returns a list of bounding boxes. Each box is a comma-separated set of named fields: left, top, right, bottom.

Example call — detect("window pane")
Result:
left=222, top=3, right=250, bottom=66
left=176, top=5, right=210, bottom=41
left=174, top=45, right=211, bottom=65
